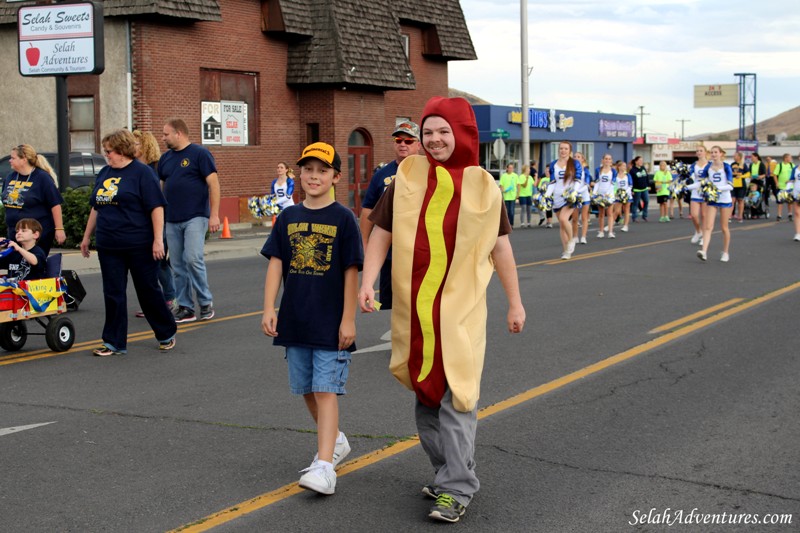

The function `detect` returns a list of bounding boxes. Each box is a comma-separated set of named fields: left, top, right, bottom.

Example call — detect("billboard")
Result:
left=694, top=84, right=738, bottom=108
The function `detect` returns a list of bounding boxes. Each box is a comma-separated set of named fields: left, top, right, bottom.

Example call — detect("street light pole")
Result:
left=520, top=0, right=530, bottom=170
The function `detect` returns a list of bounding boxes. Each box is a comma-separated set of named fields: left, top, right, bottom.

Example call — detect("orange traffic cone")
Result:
left=220, top=216, right=232, bottom=239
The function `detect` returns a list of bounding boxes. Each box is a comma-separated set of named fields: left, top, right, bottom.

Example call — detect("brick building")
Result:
left=0, top=0, right=476, bottom=222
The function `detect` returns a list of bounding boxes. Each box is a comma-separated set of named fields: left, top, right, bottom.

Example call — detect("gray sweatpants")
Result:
left=415, top=388, right=479, bottom=507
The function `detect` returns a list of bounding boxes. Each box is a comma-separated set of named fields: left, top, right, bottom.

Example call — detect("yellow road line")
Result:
left=172, top=279, right=800, bottom=532
left=0, top=311, right=263, bottom=366
left=648, top=298, right=744, bottom=334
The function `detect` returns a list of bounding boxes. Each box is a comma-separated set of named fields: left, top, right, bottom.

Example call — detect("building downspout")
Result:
left=126, top=19, right=133, bottom=130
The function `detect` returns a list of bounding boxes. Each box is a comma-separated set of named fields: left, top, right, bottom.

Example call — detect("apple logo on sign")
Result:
left=26, top=43, right=40, bottom=67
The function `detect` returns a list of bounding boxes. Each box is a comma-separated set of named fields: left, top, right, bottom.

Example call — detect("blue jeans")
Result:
left=166, top=217, right=212, bottom=309
left=632, top=190, right=649, bottom=220
left=504, top=200, right=516, bottom=226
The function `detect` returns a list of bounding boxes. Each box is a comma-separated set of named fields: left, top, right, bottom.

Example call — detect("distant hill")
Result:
left=711, top=105, right=800, bottom=141
left=449, top=88, right=491, bottom=105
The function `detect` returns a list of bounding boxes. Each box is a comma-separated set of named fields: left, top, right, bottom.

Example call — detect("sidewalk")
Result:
left=57, top=223, right=272, bottom=275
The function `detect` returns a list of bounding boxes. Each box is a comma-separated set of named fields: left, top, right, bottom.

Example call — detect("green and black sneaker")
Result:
left=428, top=493, right=466, bottom=523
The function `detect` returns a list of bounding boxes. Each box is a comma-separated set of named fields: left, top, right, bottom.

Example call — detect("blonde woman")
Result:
left=133, top=130, right=176, bottom=317
left=697, top=146, right=733, bottom=262
left=133, top=130, right=162, bottom=170
left=685, top=146, right=710, bottom=245
left=2, top=144, right=65, bottom=254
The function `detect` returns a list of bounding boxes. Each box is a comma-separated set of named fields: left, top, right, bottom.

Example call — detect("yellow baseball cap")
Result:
left=297, top=142, right=341, bottom=172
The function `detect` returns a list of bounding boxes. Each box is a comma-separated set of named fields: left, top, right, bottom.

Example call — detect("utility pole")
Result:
left=675, top=119, right=691, bottom=140
left=636, top=105, right=650, bottom=138
left=520, top=0, right=530, bottom=170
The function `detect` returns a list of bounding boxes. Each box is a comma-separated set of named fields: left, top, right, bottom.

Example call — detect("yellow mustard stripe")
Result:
left=415, top=166, right=454, bottom=382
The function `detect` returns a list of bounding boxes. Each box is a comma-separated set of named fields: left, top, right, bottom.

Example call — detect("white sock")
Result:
left=316, top=459, right=333, bottom=470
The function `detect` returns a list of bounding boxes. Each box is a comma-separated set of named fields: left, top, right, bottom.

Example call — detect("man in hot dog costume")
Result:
left=359, top=96, right=526, bottom=523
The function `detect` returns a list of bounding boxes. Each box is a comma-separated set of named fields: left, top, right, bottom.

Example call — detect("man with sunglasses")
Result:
left=359, top=121, right=420, bottom=310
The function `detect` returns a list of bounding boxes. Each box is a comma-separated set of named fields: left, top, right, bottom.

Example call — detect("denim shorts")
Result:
left=285, top=346, right=351, bottom=395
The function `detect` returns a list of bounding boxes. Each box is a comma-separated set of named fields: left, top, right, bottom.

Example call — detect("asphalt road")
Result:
left=1, top=213, right=799, bottom=532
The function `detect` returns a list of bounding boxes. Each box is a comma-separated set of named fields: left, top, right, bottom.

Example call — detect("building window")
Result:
left=69, top=96, right=95, bottom=151
left=401, top=34, right=410, bottom=59
left=307, top=123, right=319, bottom=144
left=576, top=142, right=594, bottom=172
left=200, top=69, right=259, bottom=145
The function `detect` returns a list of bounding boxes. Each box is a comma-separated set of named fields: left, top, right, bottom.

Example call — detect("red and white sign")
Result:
left=18, top=3, right=103, bottom=76
left=221, top=101, right=248, bottom=146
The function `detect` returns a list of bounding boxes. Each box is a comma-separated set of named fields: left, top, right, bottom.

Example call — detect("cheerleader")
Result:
left=593, top=154, right=617, bottom=238
left=572, top=152, right=593, bottom=244
left=685, top=146, right=710, bottom=245
left=548, top=141, right=584, bottom=259
left=697, top=146, right=733, bottom=262
left=614, top=160, right=633, bottom=232
left=789, top=164, right=800, bottom=241
left=271, top=162, right=295, bottom=212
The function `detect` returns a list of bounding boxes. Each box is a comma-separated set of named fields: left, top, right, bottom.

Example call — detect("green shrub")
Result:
left=62, top=187, right=93, bottom=248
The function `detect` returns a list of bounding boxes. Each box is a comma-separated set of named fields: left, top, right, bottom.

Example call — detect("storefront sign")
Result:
left=507, top=109, right=571, bottom=132
left=17, top=2, right=104, bottom=76
left=599, top=119, right=635, bottom=138
left=645, top=133, right=669, bottom=144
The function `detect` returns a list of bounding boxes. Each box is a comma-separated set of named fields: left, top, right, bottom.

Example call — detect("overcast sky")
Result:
left=449, top=0, right=800, bottom=138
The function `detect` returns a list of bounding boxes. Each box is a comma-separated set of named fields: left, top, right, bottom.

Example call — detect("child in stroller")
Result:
left=745, top=179, right=769, bottom=219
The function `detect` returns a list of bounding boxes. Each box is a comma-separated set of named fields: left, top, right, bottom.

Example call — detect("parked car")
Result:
left=0, top=151, right=106, bottom=189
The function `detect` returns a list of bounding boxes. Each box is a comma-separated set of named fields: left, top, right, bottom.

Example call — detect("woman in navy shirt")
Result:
left=80, top=129, right=177, bottom=356
left=2, top=144, right=65, bottom=254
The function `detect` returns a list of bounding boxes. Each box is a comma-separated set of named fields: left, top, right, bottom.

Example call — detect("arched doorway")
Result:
left=347, top=129, right=373, bottom=216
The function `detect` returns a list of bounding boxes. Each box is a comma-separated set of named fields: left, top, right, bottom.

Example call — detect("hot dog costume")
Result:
left=379, top=96, right=502, bottom=413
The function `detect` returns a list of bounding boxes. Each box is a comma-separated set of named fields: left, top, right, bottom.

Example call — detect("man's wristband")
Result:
left=55, top=227, right=64, bottom=230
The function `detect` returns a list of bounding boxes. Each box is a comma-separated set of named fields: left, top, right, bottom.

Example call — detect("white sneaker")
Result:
left=720, top=252, right=729, bottom=262
left=608, top=232, right=616, bottom=239
left=561, top=251, right=571, bottom=260
left=597, top=231, right=605, bottom=239
left=313, top=432, right=351, bottom=468
left=690, top=232, right=700, bottom=244
left=794, top=234, right=800, bottom=242
left=621, top=225, right=629, bottom=232
left=299, top=461, right=337, bottom=495
left=698, top=238, right=704, bottom=246
left=579, top=236, right=587, bottom=244
left=546, top=223, right=553, bottom=228
left=572, top=237, right=579, bottom=244
left=567, top=240, right=576, bottom=254
left=697, top=250, right=707, bottom=261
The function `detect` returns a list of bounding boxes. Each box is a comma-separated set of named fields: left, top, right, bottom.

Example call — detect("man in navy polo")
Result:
left=358, top=121, right=420, bottom=310
left=159, top=118, right=220, bottom=323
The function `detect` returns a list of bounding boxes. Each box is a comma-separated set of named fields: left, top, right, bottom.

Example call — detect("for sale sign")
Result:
left=18, top=2, right=104, bottom=76
left=221, top=101, right=248, bottom=146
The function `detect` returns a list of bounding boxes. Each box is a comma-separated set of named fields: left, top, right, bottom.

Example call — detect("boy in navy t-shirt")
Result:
left=261, top=142, right=363, bottom=496
left=0, top=218, right=47, bottom=281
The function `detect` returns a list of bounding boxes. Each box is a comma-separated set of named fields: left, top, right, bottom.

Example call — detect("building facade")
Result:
left=473, top=105, right=636, bottom=177
left=0, top=0, right=475, bottom=222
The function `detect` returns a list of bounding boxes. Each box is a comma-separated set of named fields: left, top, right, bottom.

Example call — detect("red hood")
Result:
left=420, top=97, right=479, bottom=169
